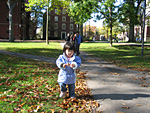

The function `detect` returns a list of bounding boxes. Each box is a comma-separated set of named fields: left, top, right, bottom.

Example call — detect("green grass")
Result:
left=0, top=53, right=62, bottom=112
left=0, top=52, right=97, bottom=112
left=80, top=42, right=150, bottom=72
left=0, top=42, right=62, bottom=58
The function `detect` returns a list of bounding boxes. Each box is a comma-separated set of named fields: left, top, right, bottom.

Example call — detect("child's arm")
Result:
left=70, top=56, right=81, bottom=69
left=56, top=55, right=65, bottom=69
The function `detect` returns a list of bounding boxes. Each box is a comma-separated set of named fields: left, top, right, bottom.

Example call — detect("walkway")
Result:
left=0, top=43, right=150, bottom=113
left=0, top=49, right=56, bottom=63
left=80, top=51, right=150, bottom=113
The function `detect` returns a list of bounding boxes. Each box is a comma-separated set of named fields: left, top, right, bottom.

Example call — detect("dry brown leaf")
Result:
left=50, top=109, right=55, bottom=113
left=122, top=106, right=130, bottom=109
left=136, top=104, right=142, bottom=106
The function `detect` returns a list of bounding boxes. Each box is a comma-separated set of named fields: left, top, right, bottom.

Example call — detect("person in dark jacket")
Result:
left=76, top=31, right=83, bottom=56
left=65, top=33, right=70, bottom=43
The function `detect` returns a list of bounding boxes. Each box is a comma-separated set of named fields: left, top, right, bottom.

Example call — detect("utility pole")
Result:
left=141, top=0, right=146, bottom=57
left=89, top=21, right=90, bottom=39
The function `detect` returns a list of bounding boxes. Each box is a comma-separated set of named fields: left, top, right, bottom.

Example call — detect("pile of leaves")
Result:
left=0, top=53, right=100, bottom=112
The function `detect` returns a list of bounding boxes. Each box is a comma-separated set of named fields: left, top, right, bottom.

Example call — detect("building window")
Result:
left=62, top=9, right=66, bottom=14
left=70, top=32, right=73, bottom=35
left=54, top=16, right=58, bottom=21
left=62, top=16, right=66, bottom=22
left=55, top=9, right=58, bottom=14
left=70, top=24, right=73, bottom=30
left=62, top=23, right=66, bottom=30
left=54, top=31, right=58, bottom=37
left=70, top=18, right=73, bottom=22
left=54, top=23, right=58, bottom=29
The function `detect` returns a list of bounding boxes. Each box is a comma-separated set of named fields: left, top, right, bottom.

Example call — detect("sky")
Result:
left=83, top=14, right=104, bottom=28
left=84, top=19, right=104, bottom=28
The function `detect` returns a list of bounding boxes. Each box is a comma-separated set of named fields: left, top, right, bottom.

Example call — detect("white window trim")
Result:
left=54, top=23, right=58, bottom=29
left=70, top=18, right=74, bottom=22
left=70, top=32, right=73, bottom=35
left=54, top=31, right=58, bottom=37
left=62, top=9, right=66, bottom=14
left=70, top=24, right=73, bottom=30
left=62, top=23, right=66, bottom=30
left=61, top=32, right=66, bottom=39
left=55, top=9, right=58, bottom=14
left=62, top=16, right=66, bottom=22
left=54, top=16, right=58, bottom=21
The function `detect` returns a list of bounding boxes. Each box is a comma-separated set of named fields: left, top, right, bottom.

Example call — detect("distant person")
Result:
left=65, top=33, right=70, bottom=43
left=75, top=31, right=83, bottom=56
left=69, top=34, right=73, bottom=43
left=56, top=42, right=81, bottom=98
left=93, top=36, right=96, bottom=42
left=72, top=33, right=78, bottom=54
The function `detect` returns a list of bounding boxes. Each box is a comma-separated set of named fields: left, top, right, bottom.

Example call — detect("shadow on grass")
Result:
left=82, top=44, right=150, bottom=71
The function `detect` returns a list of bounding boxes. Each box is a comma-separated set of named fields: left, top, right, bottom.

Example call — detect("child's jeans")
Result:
left=59, top=83, right=75, bottom=98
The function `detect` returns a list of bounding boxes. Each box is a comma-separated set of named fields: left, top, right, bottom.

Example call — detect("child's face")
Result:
left=65, top=49, right=74, bottom=58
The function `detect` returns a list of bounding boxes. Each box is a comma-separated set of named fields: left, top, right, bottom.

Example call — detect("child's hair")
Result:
left=63, top=42, right=76, bottom=53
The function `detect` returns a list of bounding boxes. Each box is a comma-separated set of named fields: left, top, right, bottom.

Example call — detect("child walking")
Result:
left=56, top=42, right=81, bottom=98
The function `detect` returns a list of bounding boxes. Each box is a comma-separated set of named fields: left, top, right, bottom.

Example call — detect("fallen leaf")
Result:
left=136, top=104, right=142, bottom=106
left=122, top=106, right=130, bottom=109
left=50, top=109, right=55, bottom=113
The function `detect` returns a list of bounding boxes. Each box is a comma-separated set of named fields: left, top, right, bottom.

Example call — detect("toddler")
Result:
left=56, top=42, right=81, bottom=98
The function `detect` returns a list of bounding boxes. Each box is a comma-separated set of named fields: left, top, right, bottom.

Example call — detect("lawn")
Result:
left=0, top=42, right=62, bottom=58
left=80, top=42, right=150, bottom=72
left=0, top=53, right=98, bottom=112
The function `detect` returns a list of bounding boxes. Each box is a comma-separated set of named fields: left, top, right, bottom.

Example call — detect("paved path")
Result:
left=0, top=50, right=56, bottom=63
left=1, top=43, right=150, bottom=113
left=79, top=51, right=150, bottom=113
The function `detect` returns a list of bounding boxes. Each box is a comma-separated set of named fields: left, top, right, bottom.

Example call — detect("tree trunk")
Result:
left=9, top=7, right=14, bottom=42
left=26, top=12, right=30, bottom=40
left=8, top=0, right=18, bottom=42
left=109, top=7, right=113, bottom=46
left=129, top=24, right=135, bottom=42
left=8, top=0, right=14, bottom=42
left=141, top=0, right=146, bottom=57
left=46, top=6, right=49, bottom=45
left=79, top=24, right=83, bottom=37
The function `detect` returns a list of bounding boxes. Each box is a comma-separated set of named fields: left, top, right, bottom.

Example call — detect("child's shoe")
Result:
left=59, top=92, right=66, bottom=98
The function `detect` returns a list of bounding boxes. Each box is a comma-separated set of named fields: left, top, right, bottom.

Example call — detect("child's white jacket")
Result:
left=56, top=53, right=81, bottom=84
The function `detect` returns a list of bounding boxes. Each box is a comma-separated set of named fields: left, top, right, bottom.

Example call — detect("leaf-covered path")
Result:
left=79, top=51, right=150, bottom=113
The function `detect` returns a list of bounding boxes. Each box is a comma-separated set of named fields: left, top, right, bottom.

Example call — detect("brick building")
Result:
left=43, top=8, right=77, bottom=40
left=0, top=0, right=29, bottom=40
left=0, top=0, right=77, bottom=40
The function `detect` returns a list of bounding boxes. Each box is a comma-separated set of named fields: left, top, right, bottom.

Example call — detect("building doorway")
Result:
left=61, top=32, right=66, bottom=40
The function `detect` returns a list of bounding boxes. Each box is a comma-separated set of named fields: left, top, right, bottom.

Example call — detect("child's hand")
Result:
left=70, top=64, right=75, bottom=68
left=62, top=63, right=70, bottom=68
